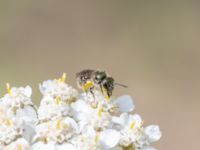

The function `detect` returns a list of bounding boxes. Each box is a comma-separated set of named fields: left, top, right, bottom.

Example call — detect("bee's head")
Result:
left=94, top=71, right=107, bottom=84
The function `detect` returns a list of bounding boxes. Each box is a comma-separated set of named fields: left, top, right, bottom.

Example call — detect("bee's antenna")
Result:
left=114, top=83, right=128, bottom=88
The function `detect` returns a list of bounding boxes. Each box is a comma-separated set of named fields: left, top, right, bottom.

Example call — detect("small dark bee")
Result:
left=76, top=69, right=127, bottom=99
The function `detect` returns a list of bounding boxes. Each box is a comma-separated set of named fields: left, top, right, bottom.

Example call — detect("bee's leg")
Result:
left=103, top=87, right=111, bottom=100
left=82, top=86, right=89, bottom=97
left=106, top=91, right=111, bottom=99
left=89, top=88, right=95, bottom=99
left=85, top=89, right=89, bottom=95
left=89, top=88, right=98, bottom=108
left=100, top=84, right=109, bottom=99
left=100, top=84, right=104, bottom=95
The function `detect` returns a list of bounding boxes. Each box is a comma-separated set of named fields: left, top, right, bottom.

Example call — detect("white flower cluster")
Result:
left=0, top=74, right=161, bottom=150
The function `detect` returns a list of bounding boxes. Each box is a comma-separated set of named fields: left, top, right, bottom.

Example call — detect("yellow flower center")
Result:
left=63, top=124, right=69, bottom=129
left=5, top=118, right=11, bottom=126
left=97, top=106, right=102, bottom=117
left=140, top=120, right=144, bottom=128
left=55, top=96, right=61, bottom=105
left=56, top=119, right=61, bottom=129
left=129, top=121, right=135, bottom=129
left=17, top=144, right=22, bottom=150
left=58, top=73, right=67, bottom=83
left=95, top=133, right=99, bottom=143
left=6, top=83, right=11, bottom=95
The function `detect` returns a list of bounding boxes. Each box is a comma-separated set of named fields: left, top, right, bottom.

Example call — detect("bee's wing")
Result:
left=113, top=95, right=135, bottom=113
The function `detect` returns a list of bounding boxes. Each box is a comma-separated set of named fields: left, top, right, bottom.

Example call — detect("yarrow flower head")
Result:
left=38, top=73, right=78, bottom=123
left=0, top=106, right=31, bottom=150
left=39, top=73, right=78, bottom=103
left=0, top=72, right=161, bottom=150
left=0, top=84, right=37, bottom=120
left=32, top=117, right=79, bottom=146
left=0, top=84, right=37, bottom=149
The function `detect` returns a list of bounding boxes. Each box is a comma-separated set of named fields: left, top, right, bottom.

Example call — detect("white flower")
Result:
left=69, top=135, right=101, bottom=150
left=31, top=141, right=55, bottom=150
left=0, top=109, right=34, bottom=144
left=0, top=117, right=23, bottom=146
left=20, top=121, right=36, bottom=143
left=79, top=91, right=105, bottom=105
left=71, top=99, right=93, bottom=122
left=69, top=130, right=120, bottom=150
left=0, top=75, right=161, bottom=150
left=71, top=100, right=112, bottom=133
left=0, top=86, right=34, bottom=108
left=0, top=85, right=37, bottom=144
left=38, top=96, right=71, bottom=122
left=80, top=92, right=134, bottom=114
left=31, top=141, right=77, bottom=150
left=56, top=143, right=76, bottom=150
left=4, top=138, right=30, bottom=150
left=112, top=113, right=143, bottom=130
left=0, top=86, right=38, bottom=126
left=99, top=129, right=120, bottom=149
left=112, top=113, right=143, bottom=147
left=14, top=106, right=38, bottom=127
left=39, top=79, right=78, bottom=103
left=144, top=125, right=161, bottom=143
left=33, top=117, right=79, bottom=144
left=79, top=91, right=115, bottom=114
left=113, top=95, right=135, bottom=113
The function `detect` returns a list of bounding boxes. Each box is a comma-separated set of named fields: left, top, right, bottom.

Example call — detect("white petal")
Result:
left=21, top=123, right=36, bottom=142
left=0, top=145, right=4, bottom=150
left=72, top=100, right=90, bottom=112
left=129, top=114, right=142, bottom=128
left=4, top=138, right=30, bottom=150
left=112, top=116, right=123, bottom=125
left=114, top=95, right=135, bottom=113
left=81, top=125, right=96, bottom=137
left=112, top=113, right=129, bottom=126
left=31, top=142, right=55, bottom=150
left=100, top=129, right=120, bottom=149
left=71, top=100, right=91, bottom=120
left=144, top=125, right=162, bottom=142
left=24, top=86, right=32, bottom=97
left=16, top=106, right=38, bottom=125
left=63, top=117, right=79, bottom=133
left=57, top=143, right=76, bottom=150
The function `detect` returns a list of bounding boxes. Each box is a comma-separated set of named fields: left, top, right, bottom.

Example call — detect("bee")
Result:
left=76, top=69, right=127, bottom=99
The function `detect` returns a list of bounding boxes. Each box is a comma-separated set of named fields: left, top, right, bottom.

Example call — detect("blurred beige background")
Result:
left=0, top=0, right=200, bottom=149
